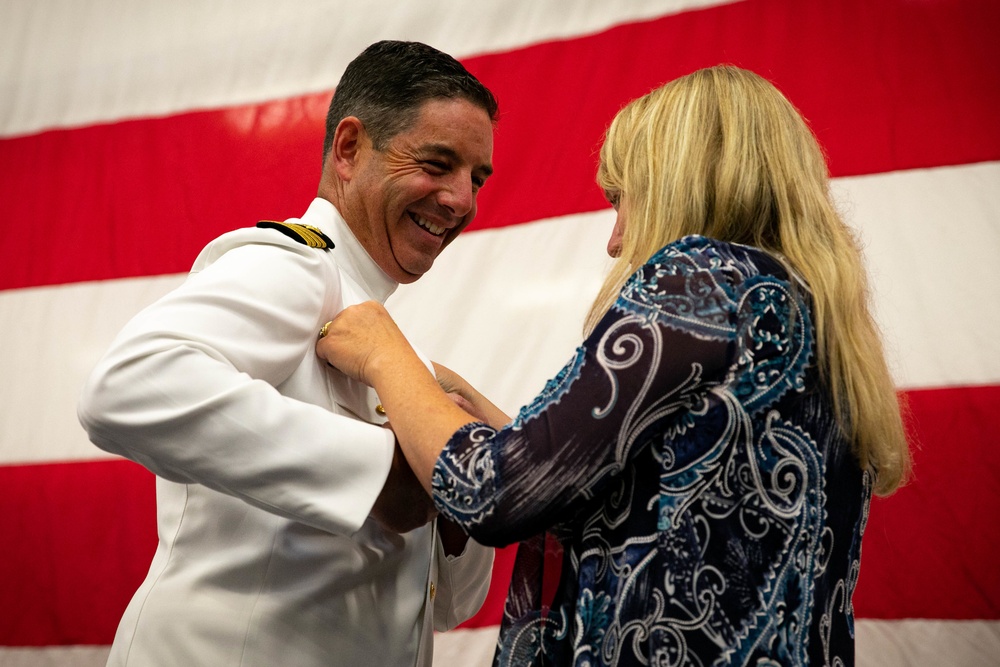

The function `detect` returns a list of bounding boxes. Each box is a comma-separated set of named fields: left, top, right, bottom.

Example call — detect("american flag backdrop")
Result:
left=1, top=1, right=998, bottom=665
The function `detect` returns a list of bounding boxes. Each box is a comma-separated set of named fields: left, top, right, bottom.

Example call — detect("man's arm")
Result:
left=370, top=439, right=438, bottom=533
left=78, top=237, right=396, bottom=536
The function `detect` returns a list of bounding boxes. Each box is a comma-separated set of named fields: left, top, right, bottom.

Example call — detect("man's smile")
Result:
left=409, top=211, right=447, bottom=236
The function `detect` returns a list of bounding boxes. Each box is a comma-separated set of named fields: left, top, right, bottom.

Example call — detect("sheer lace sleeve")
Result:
left=431, top=240, right=746, bottom=546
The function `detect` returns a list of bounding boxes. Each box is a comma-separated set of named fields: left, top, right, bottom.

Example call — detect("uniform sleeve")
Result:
left=429, top=533, right=494, bottom=631
left=431, top=255, right=738, bottom=546
left=77, top=238, right=394, bottom=536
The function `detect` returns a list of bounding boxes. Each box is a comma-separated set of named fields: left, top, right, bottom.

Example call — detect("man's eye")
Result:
left=423, top=160, right=448, bottom=172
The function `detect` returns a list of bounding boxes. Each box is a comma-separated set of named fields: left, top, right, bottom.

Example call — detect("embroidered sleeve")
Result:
left=431, top=241, right=748, bottom=545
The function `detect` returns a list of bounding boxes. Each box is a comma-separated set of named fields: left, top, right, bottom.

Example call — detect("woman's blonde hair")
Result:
left=588, top=66, right=910, bottom=495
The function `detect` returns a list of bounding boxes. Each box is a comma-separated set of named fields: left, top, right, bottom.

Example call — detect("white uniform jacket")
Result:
left=78, top=198, right=493, bottom=666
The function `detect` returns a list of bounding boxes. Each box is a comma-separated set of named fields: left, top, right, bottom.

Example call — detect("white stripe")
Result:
left=855, top=619, right=1000, bottom=667
left=2, top=622, right=995, bottom=666
left=832, top=161, right=1000, bottom=390
left=389, top=209, right=614, bottom=416
left=0, top=646, right=110, bottom=667
left=1, top=162, right=996, bottom=465
left=0, top=275, right=183, bottom=464
left=0, top=0, right=740, bottom=137
left=392, top=161, right=1000, bottom=406
left=433, top=626, right=501, bottom=666
left=430, top=621, right=1000, bottom=666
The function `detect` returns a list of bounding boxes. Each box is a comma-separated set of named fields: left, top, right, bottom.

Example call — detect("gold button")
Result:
left=429, top=582, right=436, bottom=600
left=375, top=403, right=386, bottom=416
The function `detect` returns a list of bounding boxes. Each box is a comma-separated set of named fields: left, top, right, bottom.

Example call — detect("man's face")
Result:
left=347, top=98, right=494, bottom=284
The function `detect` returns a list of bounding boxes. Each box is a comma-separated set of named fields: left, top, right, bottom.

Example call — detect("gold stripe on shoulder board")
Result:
left=256, top=221, right=334, bottom=251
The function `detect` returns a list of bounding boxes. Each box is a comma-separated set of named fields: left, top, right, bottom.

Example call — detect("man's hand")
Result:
left=437, top=516, right=471, bottom=558
left=369, top=439, right=437, bottom=534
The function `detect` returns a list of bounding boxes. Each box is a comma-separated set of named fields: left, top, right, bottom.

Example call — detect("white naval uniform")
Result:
left=78, top=198, right=493, bottom=666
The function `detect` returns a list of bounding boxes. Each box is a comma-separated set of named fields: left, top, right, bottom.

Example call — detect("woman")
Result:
left=317, top=66, right=910, bottom=666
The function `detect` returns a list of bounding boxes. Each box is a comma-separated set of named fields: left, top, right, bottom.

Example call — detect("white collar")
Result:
left=299, top=198, right=397, bottom=303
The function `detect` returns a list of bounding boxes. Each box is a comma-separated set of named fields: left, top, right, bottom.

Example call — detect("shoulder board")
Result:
left=256, top=221, right=334, bottom=251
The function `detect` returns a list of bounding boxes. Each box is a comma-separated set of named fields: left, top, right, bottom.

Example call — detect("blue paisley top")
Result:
left=432, top=236, right=871, bottom=666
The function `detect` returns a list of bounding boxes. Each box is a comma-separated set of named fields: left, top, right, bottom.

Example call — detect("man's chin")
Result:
left=393, top=260, right=434, bottom=284
left=395, top=272, right=424, bottom=285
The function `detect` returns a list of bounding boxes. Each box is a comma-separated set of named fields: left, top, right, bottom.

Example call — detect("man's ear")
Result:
left=330, top=117, right=367, bottom=181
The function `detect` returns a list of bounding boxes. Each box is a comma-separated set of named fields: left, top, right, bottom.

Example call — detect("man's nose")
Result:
left=438, top=173, right=475, bottom=218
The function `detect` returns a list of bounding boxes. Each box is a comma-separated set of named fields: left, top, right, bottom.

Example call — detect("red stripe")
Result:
left=2, top=385, right=997, bottom=646
left=852, top=384, right=1000, bottom=619
left=0, top=460, right=156, bottom=646
left=459, top=544, right=519, bottom=630
left=2, top=0, right=998, bottom=291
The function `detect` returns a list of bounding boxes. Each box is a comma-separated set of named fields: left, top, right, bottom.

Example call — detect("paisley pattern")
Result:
left=433, top=236, right=870, bottom=666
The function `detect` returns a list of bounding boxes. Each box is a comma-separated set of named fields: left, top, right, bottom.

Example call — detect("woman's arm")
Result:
left=316, top=301, right=484, bottom=495
left=317, top=291, right=732, bottom=545
left=317, top=242, right=787, bottom=544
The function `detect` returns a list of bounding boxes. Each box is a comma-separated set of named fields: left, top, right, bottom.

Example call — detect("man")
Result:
left=78, top=41, right=498, bottom=666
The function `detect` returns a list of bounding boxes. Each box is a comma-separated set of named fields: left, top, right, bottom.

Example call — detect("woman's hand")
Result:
left=435, top=362, right=512, bottom=430
left=433, top=362, right=468, bottom=396
left=316, top=302, right=410, bottom=387
left=318, top=304, right=499, bottom=496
